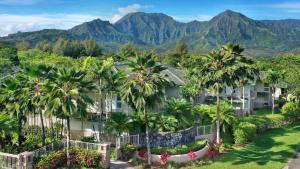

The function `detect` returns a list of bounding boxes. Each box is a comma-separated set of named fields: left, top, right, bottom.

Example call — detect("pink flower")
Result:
left=160, top=152, right=169, bottom=164
left=187, top=151, right=197, bottom=160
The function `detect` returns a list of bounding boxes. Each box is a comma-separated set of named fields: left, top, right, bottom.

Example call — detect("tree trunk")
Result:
left=144, top=107, right=151, bottom=165
left=50, top=117, right=55, bottom=140
left=272, top=87, right=275, bottom=115
left=230, top=88, right=233, bottom=105
left=67, top=117, right=70, bottom=166
left=60, top=119, right=63, bottom=138
left=39, top=111, right=46, bottom=146
left=98, top=79, right=103, bottom=141
left=216, top=91, right=221, bottom=144
left=242, top=86, right=245, bottom=116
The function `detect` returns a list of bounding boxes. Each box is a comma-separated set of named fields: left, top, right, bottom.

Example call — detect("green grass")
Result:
left=197, top=122, right=300, bottom=169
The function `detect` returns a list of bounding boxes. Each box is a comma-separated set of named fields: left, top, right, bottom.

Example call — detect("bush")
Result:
left=120, top=143, right=136, bottom=160
left=233, top=122, right=256, bottom=144
left=151, top=140, right=206, bottom=155
left=36, top=148, right=102, bottom=169
left=80, top=136, right=96, bottom=143
left=281, top=102, right=300, bottom=121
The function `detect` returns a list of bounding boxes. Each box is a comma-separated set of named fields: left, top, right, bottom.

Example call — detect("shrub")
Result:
left=281, top=102, right=300, bottom=121
left=120, top=143, right=136, bottom=160
left=37, top=149, right=67, bottom=169
left=75, top=149, right=101, bottom=168
left=80, top=136, right=96, bottom=143
left=233, top=122, right=256, bottom=144
left=36, top=148, right=102, bottom=169
left=151, top=140, right=206, bottom=155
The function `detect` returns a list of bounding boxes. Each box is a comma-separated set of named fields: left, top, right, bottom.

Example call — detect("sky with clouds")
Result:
left=1, top=0, right=300, bottom=37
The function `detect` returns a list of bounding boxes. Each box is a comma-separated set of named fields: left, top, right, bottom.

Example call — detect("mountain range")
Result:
left=1, top=10, right=300, bottom=57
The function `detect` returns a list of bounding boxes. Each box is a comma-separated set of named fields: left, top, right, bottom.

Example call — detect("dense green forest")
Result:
left=1, top=10, right=300, bottom=58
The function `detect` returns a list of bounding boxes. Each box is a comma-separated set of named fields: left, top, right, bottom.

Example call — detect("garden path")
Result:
left=110, top=160, right=134, bottom=169
left=286, top=150, right=300, bottom=169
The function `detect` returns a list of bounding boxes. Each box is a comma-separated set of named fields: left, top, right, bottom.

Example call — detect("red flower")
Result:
left=187, top=151, right=197, bottom=160
left=160, top=152, right=169, bottom=164
left=138, top=150, right=146, bottom=159
left=207, top=148, right=216, bottom=159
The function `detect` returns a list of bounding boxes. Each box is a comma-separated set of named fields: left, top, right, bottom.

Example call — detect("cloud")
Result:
left=272, top=2, right=300, bottom=10
left=111, top=14, right=123, bottom=23
left=118, top=4, right=143, bottom=14
left=110, top=3, right=150, bottom=23
left=0, top=14, right=106, bottom=36
left=0, top=0, right=40, bottom=5
left=172, top=14, right=213, bottom=22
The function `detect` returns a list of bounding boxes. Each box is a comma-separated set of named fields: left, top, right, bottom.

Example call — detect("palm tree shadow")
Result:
left=222, top=126, right=300, bottom=166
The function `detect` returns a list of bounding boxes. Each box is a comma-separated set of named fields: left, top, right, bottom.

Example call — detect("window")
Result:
left=116, top=96, right=122, bottom=109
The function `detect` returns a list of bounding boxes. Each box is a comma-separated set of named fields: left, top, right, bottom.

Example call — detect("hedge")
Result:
left=150, top=140, right=207, bottom=155
left=233, top=102, right=300, bottom=144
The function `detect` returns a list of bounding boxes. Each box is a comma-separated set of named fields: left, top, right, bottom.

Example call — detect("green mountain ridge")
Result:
left=1, top=10, right=300, bottom=57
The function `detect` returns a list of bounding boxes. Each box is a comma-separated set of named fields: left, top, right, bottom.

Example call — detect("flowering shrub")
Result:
left=160, top=152, right=169, bottom=164
left=36, top=150, right=67, bottom=169
left=206, top=141, right=219, bottom=159
left=36, top=148, right=102, bottom=169
left=187, top=151, right=197, bottom=160
left=120, top=143, right=136, bottom=160
left=138, top=149, right=146, bottom=159
left=75, top=148, right=101, bottom=168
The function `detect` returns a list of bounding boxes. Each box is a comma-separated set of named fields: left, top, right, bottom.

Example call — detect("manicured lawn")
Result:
left=199, top=122, right=300, bottom=169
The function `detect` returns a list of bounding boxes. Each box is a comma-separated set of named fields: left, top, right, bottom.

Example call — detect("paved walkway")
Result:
left=110, top=160, right=134, bottom=169
left=287, top=150, right=300, bottom=169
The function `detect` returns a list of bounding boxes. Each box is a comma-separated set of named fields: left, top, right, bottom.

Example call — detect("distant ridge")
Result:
left=1, top=10, right=300, bottom=57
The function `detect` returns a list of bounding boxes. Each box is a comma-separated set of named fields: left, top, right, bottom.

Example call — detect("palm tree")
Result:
left=121, top=52, right=170, bottom=165
left=45, top=68, right=95, bottom=165
left=24, top=65, right=54, bottom=145
left=195, top=47, right=239, bottom=144
left=222, top=44, right=258, bottom=115
left=0, top=74, right=30, bottom=142
left=263, top=69, right=283, bottom=114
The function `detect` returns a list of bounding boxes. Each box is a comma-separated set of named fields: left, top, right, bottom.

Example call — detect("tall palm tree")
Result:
left=195, top=48, right=239, bottom=144
left=45, top=68, right=95, bottom=164
left=104, top=70, right=126, bottom=116
left=121, top=52, right=169, bottom=165
left=24, top=65, right=55, bottom=145
left=222, top=44, right=258, bottom=115
left=263, top=69, right=282, bottom=114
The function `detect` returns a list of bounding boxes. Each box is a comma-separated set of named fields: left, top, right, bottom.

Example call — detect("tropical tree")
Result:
left=121, top=52, right=170, bottom=165
left=222, top=44, right=258, bottom=114
left=36, top=40, right=53, bottom=53
left=24, top=65, right=55, bottom=145
left=192, top=45, right=241, bottom=144
left=0, top=75, right=30, bottom=141
left=45, top=68, right=95, bottom=164
left=16, top=41, right=30, bottom=51
left=0, top=113, right=18, bottom=147
left=105, top=113, right=131, bottom=136
left=166, top=98, right=192, bottom=129
left=263, top=69, right=283, bottom=114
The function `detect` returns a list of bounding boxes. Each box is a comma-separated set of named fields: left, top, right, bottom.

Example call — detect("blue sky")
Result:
left=1, top=0, right=300, bottom=36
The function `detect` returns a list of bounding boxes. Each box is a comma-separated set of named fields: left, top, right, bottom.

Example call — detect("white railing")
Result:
left=196, top=125, right=213, bottom=137
left=116, top=134, right=140, bottom=149
left=0, top=152, right=19, bottom=169
left=69, top=140, right=101, bottom=150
